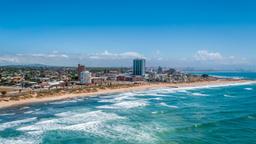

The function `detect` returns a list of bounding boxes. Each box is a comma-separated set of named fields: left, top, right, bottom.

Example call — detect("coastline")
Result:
left=0, top=79, right=255, bottom=109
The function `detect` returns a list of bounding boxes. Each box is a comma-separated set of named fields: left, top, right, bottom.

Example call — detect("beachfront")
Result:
left=0, top=78, right=254, bottom=109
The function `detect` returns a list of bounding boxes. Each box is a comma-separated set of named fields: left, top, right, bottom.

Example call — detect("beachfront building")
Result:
left=117, top=74, right=133, bottom=81
left=157, top=66, right=163, bottom=74
left=78, top=64, right=86, bottom=81
left=133, top=59, right=146, bottom=76
left=91, top=77, right=107, bottom=85
left=80, top=71, right=91, bottom=84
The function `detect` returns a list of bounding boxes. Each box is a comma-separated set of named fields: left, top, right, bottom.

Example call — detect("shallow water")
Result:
left=0, top=73, right=256, bottom=144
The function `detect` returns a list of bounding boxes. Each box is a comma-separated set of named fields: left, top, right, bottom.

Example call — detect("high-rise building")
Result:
left=77, top=64, right=86, bottom=80
left=133, top=59, right=146, bottom=76
left=80, top=71, right=91, bottom=84
left=157, top=66, right=163, bottom=74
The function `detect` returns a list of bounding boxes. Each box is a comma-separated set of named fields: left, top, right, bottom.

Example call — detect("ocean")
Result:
left=0, top=72, right=256, bottom=144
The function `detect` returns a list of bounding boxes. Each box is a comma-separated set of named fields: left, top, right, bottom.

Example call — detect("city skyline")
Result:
left=0, top=0, right=256, bottom=70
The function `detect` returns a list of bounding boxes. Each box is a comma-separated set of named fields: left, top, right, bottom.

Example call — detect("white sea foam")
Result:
left=63, top=121, right=159, bottom=143
left=232, top=76, right=245, bottom=79
left=18, top=119, right=62, bottom=132
left=191, top=92, right=208, bottom=97
left=10, top=109, right=159, bottom=144
left=3, top=80, right=254, bottom=144
left=143, top=93, right=167, bottom=97
left=224, top=94, right=235, bottom=98
left=70, top=122, right=160, bottom=143
left=109, top=125, right=158, bottom=143
left=49, top=99, right=82, bottom=105
left=0, top=137, right=39, bottom=144
left=154, top=88, right=175, bottom=94
left=159, top=102, right=178, bottom=109
left=35, top=108, right=41, bottom=111
left=20, top=106, right=30, bottom=110
left=98, top=81, right=255, bottom=103
left=0, top=130, right=42, bottom=144
left=98, top=93, right=136, bottom=103
left=149, top=97, right=163, bottom=101
left=97, top=100, right=147, bottom=109
left=24, top=110, right=34, bottom=114
left=0, top=113, right=15, bottom=116
left=54, top=111, right=77, bottom=117
left=161, top=81, right=256, bottom=93
left=143, top=87, right=196, bottom=95
left=178, top=90, right=189, bottom=93
left=127, top=88, right=169, bottom=96
left=145, top=81, right=256, bottom=96
left=135, top=90, right=168, bottom=97
left=18, top=110, right=124, bottom=132
left=244, top=88, right=253, bottom=91
left=113, top=101, right=147, bottom=109
left=17, top=111, right=128, bottom=143
left=0, top=117, right=37, bottom=130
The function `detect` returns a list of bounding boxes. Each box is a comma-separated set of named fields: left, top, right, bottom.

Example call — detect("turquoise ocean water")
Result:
left=0, top=72, right=256, bottom=144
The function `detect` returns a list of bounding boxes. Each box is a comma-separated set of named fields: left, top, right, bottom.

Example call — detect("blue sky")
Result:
left=0, top=0, right=256, bottom=69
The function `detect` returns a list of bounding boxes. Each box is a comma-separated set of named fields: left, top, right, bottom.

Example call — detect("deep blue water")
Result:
left=0, top=73, right=256, bottom=144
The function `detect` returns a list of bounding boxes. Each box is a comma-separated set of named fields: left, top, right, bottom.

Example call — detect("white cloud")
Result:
left=193, top=50, right=250, bottom=65
left=0, top=50, right=252, bottom=68
left=194, top=50, right=223, bottom=61
left=0, top=56, right=19, bottom=63
left=0, top=52, right=69, bottom=65
left=29, top=53, right=69, bottom=58
left=60, top=54, right=69, bottom=58
left=0, top=51, right=145, bottom=66
left=30, top=54, right=44, bottom=57
left=88, top=50, right=145, bottom=60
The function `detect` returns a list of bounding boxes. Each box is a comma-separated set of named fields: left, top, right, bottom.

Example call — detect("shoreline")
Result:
left=0, top=79, right=255, bottom=109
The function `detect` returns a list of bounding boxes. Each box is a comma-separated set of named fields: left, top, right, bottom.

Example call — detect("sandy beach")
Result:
left=0, top=79, right=254, bottom=109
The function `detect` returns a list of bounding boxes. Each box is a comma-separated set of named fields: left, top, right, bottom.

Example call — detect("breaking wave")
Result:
left=0, top=73, right=255, bottom=144
left=191, top=92, right=208, bottom=97
left=97, top=100, right=148, bottom=109
left=159, top=102, right=178, bottom=109
left=244, top=88, right=253, bottom=91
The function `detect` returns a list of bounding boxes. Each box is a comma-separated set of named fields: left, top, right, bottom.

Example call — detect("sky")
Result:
left=0, top=0, right=256, bottom=70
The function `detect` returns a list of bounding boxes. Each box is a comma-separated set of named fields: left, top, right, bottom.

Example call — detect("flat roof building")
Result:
left=78, top=64, right=86, bottom=80
left=80, top=71, right=91, bottom=84
left=133, top=59, right=146, bottom=76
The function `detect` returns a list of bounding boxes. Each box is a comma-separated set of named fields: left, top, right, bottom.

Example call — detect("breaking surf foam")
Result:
left=97, top=100, right=148, bottom=109
left=191, top=92, right=208, bottom=97
left=244, top=88, right=253, bottom=91
left=159, top=102, right=178, bottom=109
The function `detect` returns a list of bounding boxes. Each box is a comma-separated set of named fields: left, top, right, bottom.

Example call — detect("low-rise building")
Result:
left=117, top=75, right=133, bottom=81
left=132, top=76, right=144, bottom=82
left=91, top=77, right=107, bottom=85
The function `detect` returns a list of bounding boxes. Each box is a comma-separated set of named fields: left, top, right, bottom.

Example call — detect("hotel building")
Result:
left=78, top=64, right=86, bottom=80
left=80, top=71, right=91, bottom=84
left=133, top=59, right=146, bottom=76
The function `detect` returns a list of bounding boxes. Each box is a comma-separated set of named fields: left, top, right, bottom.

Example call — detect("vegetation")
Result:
left=201, top=74, right=209, bottom=78
left=0, top=65, right=220, bottom=103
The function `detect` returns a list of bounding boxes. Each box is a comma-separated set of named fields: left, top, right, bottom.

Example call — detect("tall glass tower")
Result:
left=133, top=59, right=146, bottom=76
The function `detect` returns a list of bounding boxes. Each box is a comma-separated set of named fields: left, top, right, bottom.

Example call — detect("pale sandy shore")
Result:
left=0, top=79, right=255, bottom=109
